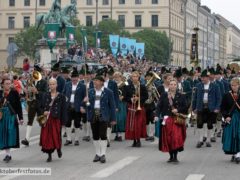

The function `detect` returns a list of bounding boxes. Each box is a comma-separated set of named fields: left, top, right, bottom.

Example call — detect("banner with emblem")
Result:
left=109, top=35, right=119, bottom=57
left=94, top=31, right=102, bottom=48
left=44, top=23, right=60, bottom=53
left=135, top=43, right=145, bottom=60
left=127, top=39, right=136, bottom=55
left=120, top=37, right=128, bottom=57
left=80, top=29, right=88, bottom=52
left=66, top=25, right=76, bottom=48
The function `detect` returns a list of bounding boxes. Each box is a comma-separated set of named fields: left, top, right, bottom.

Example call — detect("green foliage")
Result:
left=132, top=29, right=172, bottom=64
left=14, top=26, right=43, bottom=60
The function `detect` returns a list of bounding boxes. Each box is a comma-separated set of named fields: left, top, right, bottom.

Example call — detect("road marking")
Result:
left=0, top=135, right=39, bottom=155
left=185, top=174, right=205, bottom=180
left=91, top=156, right=139, bottom=178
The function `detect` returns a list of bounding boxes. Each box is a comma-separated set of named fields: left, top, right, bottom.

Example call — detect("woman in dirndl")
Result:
left=112, top=71, right=127, bottom=141
left=0, top=78, right=23, bottom=163
left=221, top=78, right=240, bottom=164
left=125, top=71, right=148, bottom=147
left=155, top=78, right=188, bottom=163
left=40, top=78, right=67, bottom=162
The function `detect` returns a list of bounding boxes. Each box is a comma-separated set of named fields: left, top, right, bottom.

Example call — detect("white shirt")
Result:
left=70, top=84, right=77, bottom=103
left=94, top=87, right=104, bottom=109
left=203, top=82, right=210, bottom=103
left=104, top=79, right=109, bottom=88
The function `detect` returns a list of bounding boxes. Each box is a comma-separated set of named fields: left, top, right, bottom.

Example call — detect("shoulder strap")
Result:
left=230, top=92, right=240, bottom=110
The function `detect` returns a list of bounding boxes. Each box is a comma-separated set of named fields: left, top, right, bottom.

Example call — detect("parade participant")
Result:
left=62, top=67, right=86, bottom=146
left=112, top=71, right=127, bottom=141
left=61, top=67, right=71, bottom=83
left=157, top=73, right=173, bottom=95
left=221, top=78, right=240, bottom=163
left=86, top=75, right=116, bottom=163
left=51, top=62, right=65, bottom=93
left=125, top=71, right=148, bottom=147
left=0, top=78, right=23, bottom=163
left=155, top=78, right=188, bottom=163
left=144, top=71, right=157, bottom=142
left=21, top=64, right=48, bottom=146
left=40, top=78, right=67, bottom=162
left=192, top=69, right=221, bottom=148
left=80, top=65, right=93, bottom=142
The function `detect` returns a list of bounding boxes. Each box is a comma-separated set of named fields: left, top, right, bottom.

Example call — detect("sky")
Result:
left=201, top=0, right=240, bottom=29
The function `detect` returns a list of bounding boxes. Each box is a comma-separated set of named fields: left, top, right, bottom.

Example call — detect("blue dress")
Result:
left=222, top=109, right=240, bottom=154
left=0, top=105, right=19, bottom=150
left=112, top=101, right=127, bottom=133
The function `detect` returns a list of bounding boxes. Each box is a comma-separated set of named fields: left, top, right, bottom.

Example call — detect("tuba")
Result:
left=146, top=72, right=161, bottom=101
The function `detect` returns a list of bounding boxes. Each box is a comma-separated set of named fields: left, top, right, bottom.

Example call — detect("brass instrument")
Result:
left=27, top=70, right=42, bottom=101
left=146, top=71, right=161, bottom=101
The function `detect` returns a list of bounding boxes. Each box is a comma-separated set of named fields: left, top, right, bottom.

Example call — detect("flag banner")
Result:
left=190, top=33, right=198, bottom=63
left=120, top=37, right=128, bottom=57
left=66, top=26, right=76, bottom=48
left=127, top=39, right=136, bottom=55
left=94, top=31, right=102, bottom=48
left=135, top=43, right=145, bottom=60
left=81, top=29, right=88, bottom=52
left=44, top=23, right=60, bottom=53
left=109, top=35, right=119, bottom=57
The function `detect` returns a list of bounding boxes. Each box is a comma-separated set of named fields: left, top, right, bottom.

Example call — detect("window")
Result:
left=8, top=17, right=15, bottom=29
left=102, top=15, right=109, bottom=20
left=24, top=0, right=30, bottom=6
left=152, top=15, right=158, bottom=27
left=24, top=16, right=30, bottom=28
left=87, top=0, right=93, bottom=5
left=135, top=0, right=141, bottom=4
left=8, top=37, right=14, bottom=44
left=86, top=16, right=92, bottom=26
left=103, top=0, right=109, bottom=5
left=39, top=0, right=45, bottom=6
left=119, top=0, right=125, bottom=4
left=135, top=15, right=141, bottom=27
left=118, top=15, right=125, bottom=27
left=9, top=0, right=15, bottom=6
left=152, top=0, right=158, bottom=4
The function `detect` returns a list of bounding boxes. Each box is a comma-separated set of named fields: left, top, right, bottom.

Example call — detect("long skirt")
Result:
left=125, top=105, right=147, bottom=140
left=222, top=110, right=240, bottom=154
left=112, top=101, right=127, bottom=133
left=0, top=106, right=19, bottom=150
left=159, top=116, right=186, bottom=152
left=40, top=115, right=61, bottom=153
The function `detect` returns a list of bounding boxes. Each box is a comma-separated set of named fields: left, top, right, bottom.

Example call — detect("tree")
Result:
left=14, top=26, right=43, bottom=60
left=132, top=29, right=172, bottom=64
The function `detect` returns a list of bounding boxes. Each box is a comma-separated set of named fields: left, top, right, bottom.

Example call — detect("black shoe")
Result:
left=100, top=155, right=106, bottom=163
left=83, top=136, right=91, bottom=142
left=148, top=136, right=155, bottom=142
left=46, top=156, right=52, bottom=162
left=172, top=158, right=179, bottom=163
left=217, top=131, right=222, bottom=137
left=107, top=140, right=110, bottom=147
left=63, top=132, right=67, bottom=137
left=117, top=136, right=123, bottom=142
left=167, top=158, right=173, bottom=163
left=206, top=142, right=212, bottom=147
left=21, top=139, right=29, bottom=146
left=64, top=140, right=72, bottom=146
left=132, top=141, right=137, bottom=147
left=57, top=149, right=62, bottom=158
left=203, top=136, right=207, bottom=142
left=231, top=155, right=235, bottom=162
left=74, top=141, right=79, bottom=146
left=196, top=141, right=204, bottom=148
left=235, top=157, right=240, bottom=164
left=72, top=128, right=75, bottom=133
left=135, top=141, right=141, bottom=147
left=3, top=155, right=11, bottom=163
left=93, top=155, right=100, bottom=162
left=210, top=137, right=216, bottom=143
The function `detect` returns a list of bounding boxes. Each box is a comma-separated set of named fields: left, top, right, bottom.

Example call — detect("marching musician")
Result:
left=112, top=71, right=127, bottom=141
left=125, top=71, right=148, bottom=147
left=51, top=62, right=65, bottom=93
left=192, top=69, right=221, bottom=148
left=61, top=66, right=71, bottom=83
left=21, top=64, right=48, bottom=146
left=155, top=78, right=188, bottom=163
left=0, top=78, right=23, bottom=163
left=62, top=68, right=86, bottom=146
left=86, top=75, right=116, bottom=163
left=40, top=78, right=67, bottom=162
left=157, top=73, right=173, bottom=95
